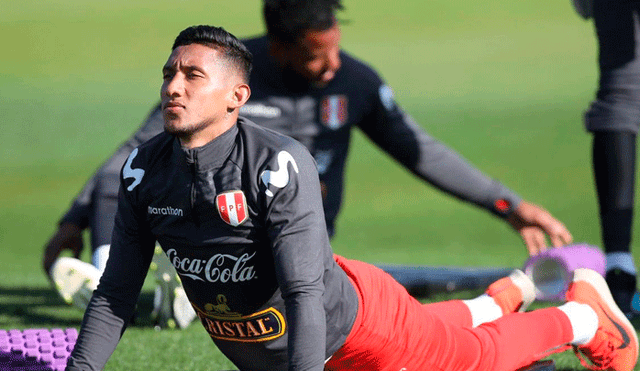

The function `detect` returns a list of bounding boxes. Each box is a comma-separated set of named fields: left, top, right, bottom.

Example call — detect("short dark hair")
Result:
left=172, top=25, right=253, bottom=82
left=263, top=0, right=344, bottom=44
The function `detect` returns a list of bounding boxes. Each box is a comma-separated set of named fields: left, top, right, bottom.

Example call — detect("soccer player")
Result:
left=44, top=0, right=572, bottom=326
left=576, top=0, right=640, bottom=318
left=66, top=25, right=637, bottom=371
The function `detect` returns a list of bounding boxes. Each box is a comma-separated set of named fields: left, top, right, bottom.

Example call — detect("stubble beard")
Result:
left=164, top=115, right=213, bottom=139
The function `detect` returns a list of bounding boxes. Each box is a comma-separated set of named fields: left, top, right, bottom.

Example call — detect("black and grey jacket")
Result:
left=66, top=119, right=359, bottom=371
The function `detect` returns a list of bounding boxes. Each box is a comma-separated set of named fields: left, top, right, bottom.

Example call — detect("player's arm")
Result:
left=358, top=82, right=572, bottom=254
left=66, top=152, right=155, bottom=371
left=263, top=143, right=328, bottom=371
left=42, top=104, right=163, bottom=274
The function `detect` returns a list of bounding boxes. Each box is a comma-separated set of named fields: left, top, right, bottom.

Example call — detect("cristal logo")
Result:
left=166, top=249, right=257, bottom=283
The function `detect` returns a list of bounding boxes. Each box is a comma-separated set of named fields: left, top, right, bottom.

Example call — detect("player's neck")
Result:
left=179, top=115, right=238, bottom=149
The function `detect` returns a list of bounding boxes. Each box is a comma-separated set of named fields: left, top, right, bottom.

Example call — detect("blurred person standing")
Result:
left=575, top=0, right=640, bottom=317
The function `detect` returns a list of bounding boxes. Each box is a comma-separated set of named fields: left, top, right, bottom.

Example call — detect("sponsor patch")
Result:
left=379, top=85, right=396, bottom=111
left=240, top=103, right=282, bottom=118
left=216, top=191, right=248, bottom=227
left=260, top=151, right=299, bottom=197
left=320, top=95, right=348, bottom=129
left=148, top=205, right=184, bottom=216
left=123, top=148, right=145, bottom=191
left=314, top=150, right=333, bottom=175
left=194, top=300, right=286, bottom=343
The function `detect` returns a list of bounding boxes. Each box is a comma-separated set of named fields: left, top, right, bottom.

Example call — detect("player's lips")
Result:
left=163, top=102, right=185, bottom=112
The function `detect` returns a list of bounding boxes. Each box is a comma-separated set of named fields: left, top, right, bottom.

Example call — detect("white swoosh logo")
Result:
left=260, top=151, right=299, bottom=197
left=123, top=148, right=145, bottom=191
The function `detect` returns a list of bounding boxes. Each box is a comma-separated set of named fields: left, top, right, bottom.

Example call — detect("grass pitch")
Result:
left=1, top=0, right=638, bottom=369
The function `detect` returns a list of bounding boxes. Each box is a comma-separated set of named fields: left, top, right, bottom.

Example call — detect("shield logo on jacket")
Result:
left=216, top=191, right=248, bottom=227
left=320, top=95, right=348, bottom=130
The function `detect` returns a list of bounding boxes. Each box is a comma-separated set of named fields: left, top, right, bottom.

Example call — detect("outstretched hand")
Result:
left=506, top=201, right=573, bottom=256
left=42, top=222, right=84, bottom=276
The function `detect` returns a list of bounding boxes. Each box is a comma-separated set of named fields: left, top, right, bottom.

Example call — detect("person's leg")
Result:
left=425, top=269, right=535, bottom=328
left=586, top=0, right=640, bottom=315
left=425, top=269, right=638, bottom=371
left=593, top=131, right=638, bottom=314
left=328, top=257, right=574, bottom=371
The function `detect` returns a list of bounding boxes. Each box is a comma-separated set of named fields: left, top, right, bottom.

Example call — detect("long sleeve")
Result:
left=358, top=82, right=521, bottom=217
left=263, top=144, right=330, bottom=371
left=66, top=151, right=156, bottom=371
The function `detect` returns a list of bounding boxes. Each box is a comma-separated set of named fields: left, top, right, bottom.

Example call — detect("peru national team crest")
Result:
left=216, top=191, right=248, bottom=227
left=320, top=95, right=348, bottom=130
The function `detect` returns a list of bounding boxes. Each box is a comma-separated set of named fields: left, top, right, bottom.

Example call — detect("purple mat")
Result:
left=0, top=329, right=77, bottom=371
left=523, top=243, right=605, bottom=301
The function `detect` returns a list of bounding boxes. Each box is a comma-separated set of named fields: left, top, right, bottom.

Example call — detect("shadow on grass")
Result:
left=0, top=286, right=155, bottom=328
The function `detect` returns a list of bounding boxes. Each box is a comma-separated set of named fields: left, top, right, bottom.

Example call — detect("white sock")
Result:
left=558, top=301, right=598, bottom=345
left=606, top=252, right=637, bottom=275
left=463, top=294, right=503, bottom=327
left=92, top=244, right=111, bottom=275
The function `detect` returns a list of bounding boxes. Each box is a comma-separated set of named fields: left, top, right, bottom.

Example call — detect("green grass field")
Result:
left=2, top=0, right=638, bottom=369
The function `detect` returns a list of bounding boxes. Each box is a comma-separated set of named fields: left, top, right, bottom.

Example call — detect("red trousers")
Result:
left=325, top=255, right=574, bottom=371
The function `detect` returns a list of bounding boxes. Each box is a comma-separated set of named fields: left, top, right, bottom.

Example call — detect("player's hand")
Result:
left=506, top=201, right=573, bottom=256
left=42, top=222, right=84, bottom=276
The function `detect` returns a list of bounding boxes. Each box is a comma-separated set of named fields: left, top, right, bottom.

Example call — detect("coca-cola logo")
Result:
left=166, top=249, right=257, bottom=283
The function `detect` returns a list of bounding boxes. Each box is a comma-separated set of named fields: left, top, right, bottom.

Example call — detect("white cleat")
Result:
left=50, top=257, right=101, bottom=311
left=150, top=246, right=197, bottom=330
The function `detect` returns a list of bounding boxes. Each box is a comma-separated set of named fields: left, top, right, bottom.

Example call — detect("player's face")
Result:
left=161, top=43, right=239, bottom=142
left=282, top=24, right=342, bottom=87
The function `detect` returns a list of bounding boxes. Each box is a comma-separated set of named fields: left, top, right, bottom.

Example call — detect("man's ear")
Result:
left=230, top=83, right=251, bottom=109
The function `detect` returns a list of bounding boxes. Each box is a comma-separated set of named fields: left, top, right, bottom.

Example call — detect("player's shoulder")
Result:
left=338, top=50, right=384, bottom=87
left=237, top=117, right=311, bottom=160
left=125, top=131, right=174, bottom=169
left=137, top=130, right=172, bottom=153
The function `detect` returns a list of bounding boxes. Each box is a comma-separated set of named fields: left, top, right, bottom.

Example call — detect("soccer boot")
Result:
left=49, top=257, right=101, bottom=311
left=485, top=269, right=535, bottom=314
left=150, top=246, right=197, bottom=329
left=566, top=268, right=639, bottom=371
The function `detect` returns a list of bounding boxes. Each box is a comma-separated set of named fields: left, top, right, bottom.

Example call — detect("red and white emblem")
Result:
left=216, top=191, right=248, bottom=227
left=320, top=95, right=348, bottom=130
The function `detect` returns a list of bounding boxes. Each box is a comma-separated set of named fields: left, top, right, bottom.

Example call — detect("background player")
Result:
left=575, top=0, right=640, bottom=318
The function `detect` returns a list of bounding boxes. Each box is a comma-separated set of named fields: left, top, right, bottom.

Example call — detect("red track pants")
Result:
left=325, top=255, right=574, bottom=371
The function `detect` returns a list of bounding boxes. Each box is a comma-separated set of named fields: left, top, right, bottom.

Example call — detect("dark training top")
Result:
left=67, top=119, right=359, bottom=371
left=61, top=36, right=521, bottom=240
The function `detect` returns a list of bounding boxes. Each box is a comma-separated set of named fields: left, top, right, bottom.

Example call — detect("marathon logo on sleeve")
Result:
left=194, top=298, right=286, bottom=343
